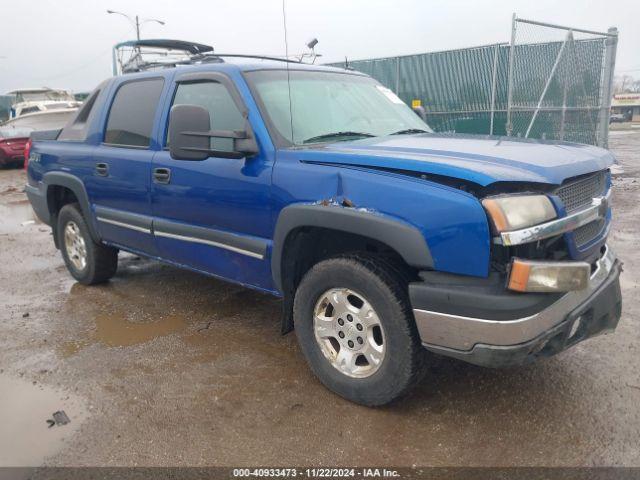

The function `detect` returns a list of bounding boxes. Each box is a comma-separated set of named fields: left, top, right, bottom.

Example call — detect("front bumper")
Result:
left=410, top=246, right=622, bottom=367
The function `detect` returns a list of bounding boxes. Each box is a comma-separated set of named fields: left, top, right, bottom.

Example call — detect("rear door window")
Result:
left=104, top=78, right=164, bottom=147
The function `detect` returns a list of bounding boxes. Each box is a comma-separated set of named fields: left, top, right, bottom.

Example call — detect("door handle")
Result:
left=153, top=167, right=171, bottom=184
left=95, top=162, right=109, bottom=177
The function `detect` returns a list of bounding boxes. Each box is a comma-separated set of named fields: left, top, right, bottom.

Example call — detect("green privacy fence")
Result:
left=326, top=21, right=617, bottom=147
left=327, top=43, right=510, bottom=135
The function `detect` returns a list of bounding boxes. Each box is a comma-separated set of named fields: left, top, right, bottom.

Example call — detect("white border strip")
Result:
left=96, top=217, right=151, bottom=234
left=154, top=230, right=264, bottom=260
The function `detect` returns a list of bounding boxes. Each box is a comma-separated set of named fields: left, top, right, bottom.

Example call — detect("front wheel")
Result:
left=293, top=255, right=426, bottom=406
left=57, top=203, right=118, bottom=285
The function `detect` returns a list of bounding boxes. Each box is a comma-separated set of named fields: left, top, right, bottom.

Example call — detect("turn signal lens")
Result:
left=508, top=260, right=531, bottom=292
left=508, top=258, right=590, bottom=292
left=482, top=195, right=556, bottom=233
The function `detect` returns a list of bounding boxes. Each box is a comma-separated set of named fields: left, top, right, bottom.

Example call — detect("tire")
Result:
left=293, top=254, right=426, bottom=406
left=57, top=203, right=118, bottom=285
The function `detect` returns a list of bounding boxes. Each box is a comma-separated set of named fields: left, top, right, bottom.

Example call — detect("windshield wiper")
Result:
left=302, top=131, right=375, bottom=144
left=390, top=128, right=430, bottom=135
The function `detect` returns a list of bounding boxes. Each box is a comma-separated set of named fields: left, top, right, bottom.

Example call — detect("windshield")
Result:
left=246, top=70, right=432, bottom=145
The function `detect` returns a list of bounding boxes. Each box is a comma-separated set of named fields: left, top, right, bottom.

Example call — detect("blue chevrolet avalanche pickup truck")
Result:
left=25, top=58, right=622, bottom=405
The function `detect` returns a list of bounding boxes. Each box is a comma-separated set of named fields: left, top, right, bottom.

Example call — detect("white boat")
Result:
left=7, top=87, right=81, bottom=119
left=1, top=108, right=78, bottom=130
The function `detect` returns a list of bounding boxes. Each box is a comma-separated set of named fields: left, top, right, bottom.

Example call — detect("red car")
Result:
left=1, top=107, right=78, bottom=168
left=0, top=126, right=32, bottom=168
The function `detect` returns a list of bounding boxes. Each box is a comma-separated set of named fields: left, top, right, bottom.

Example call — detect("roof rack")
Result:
left=211, top=53, right=302, bottom=64
left=112, top=39, right=303, bottom=75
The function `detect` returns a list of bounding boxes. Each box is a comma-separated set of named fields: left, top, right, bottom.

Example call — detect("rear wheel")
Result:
left=293, top=255, right=425, bottom=406
left=57, top=203, right=118, bottom=285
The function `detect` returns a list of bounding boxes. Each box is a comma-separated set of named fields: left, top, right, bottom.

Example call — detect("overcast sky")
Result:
left=1, top=0, right=638, bottom=93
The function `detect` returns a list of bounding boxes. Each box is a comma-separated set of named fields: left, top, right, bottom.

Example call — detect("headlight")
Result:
left=482, top=195, right=556, bottom=233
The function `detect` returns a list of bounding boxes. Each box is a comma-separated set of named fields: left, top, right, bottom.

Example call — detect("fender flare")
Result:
left=271, top=203, right=433, bottom=293
left=43, top=171, right=101, bottom=244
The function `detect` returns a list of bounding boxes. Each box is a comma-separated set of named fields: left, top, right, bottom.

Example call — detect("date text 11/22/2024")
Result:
left=232, top=468, right=400, bottom=477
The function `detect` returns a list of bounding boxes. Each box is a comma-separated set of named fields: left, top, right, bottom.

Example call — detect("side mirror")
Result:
left=412, top=105, right=427, bottom=123
left=169, top=104, right=210, bottom=161
left=168, top=104, right=259, bottom=161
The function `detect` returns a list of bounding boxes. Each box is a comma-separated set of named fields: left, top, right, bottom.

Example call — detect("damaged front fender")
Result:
left=271, top=203, right=433, bottom=293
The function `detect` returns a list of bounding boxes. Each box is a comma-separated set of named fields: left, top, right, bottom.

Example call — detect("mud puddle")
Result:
left=59, top=264, right=281, bottom=359
left=0, top=199, right=39, bottom=235
left=61, top=313, right=187, bottom=357
left=0, top=375, right=87, bottom=466
left=92, top=312, right=186, bottom=347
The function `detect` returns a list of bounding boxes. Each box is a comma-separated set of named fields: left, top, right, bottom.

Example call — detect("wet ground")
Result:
left=1, top=132, right=639, bottom=467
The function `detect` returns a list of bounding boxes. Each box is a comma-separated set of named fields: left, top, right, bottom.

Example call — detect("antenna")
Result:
left=282, top=0, right=294, bottom=143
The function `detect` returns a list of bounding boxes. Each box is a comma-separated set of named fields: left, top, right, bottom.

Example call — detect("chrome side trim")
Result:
left=413, top=246, right=616, bottom=351
left=96, top=217, right=151, bottom=234
left=497, top=190, right=610, bottom=246
left=95, top=205, right=266, bottom=260
left=154, top=230, right=265, bottom=260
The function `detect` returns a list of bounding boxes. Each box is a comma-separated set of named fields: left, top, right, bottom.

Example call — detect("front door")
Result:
left=151, top=73, right=274, bottom=291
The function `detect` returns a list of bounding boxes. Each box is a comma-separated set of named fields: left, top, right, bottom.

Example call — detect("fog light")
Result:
left=508, top=259, right=590, bottom=293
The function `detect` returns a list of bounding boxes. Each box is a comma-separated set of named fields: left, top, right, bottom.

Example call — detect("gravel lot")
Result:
left=1, top=131, right=639, bottom=467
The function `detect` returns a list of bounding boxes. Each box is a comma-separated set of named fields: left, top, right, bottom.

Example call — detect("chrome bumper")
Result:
left=413, top=246, right=618, bottom=351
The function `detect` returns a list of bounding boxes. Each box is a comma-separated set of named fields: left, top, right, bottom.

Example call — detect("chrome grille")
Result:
left=573, top=218, right=606, bottom=247
left=555, top=171, right=607, bottom=213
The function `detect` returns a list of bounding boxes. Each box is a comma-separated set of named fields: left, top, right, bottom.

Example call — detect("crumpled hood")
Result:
left=299, top=134, right=615, bottom=186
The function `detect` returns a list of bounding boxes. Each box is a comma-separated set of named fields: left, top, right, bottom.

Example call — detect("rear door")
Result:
left=86, top=77, right=165, bottom=254
left=151, top=71, right=274, bottom=290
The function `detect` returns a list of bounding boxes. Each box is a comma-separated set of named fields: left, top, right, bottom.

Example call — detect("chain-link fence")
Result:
left=507, top=17, right=618, bottom=147
left=326, top=16, right=618, bottom=147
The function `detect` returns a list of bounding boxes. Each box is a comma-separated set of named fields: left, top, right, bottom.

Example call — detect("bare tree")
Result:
left=614, top=75, right=640, bottom=94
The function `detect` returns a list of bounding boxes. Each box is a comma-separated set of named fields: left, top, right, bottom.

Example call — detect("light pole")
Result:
left=106, top=10, right=165, bottom=40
